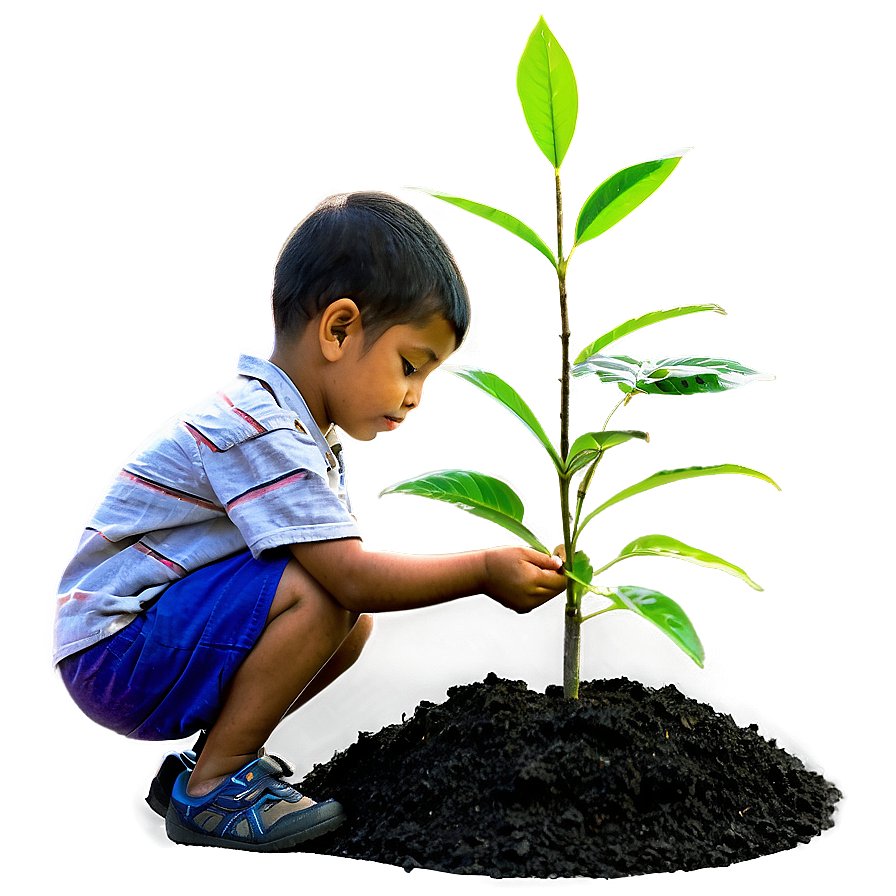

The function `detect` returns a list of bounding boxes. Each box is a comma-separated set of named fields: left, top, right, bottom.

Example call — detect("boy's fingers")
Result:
left=538, top=562, right=565, bottom=585
left=526, top=548, right=564, bottom=571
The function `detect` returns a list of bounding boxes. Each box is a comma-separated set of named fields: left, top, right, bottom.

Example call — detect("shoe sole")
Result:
left=165, top=801, right=346, bottom=852
left=146, top=779, right=171, bottom=818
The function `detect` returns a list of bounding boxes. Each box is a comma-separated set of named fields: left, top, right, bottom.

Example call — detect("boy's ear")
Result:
left=319, top=298, right=362, bottom=361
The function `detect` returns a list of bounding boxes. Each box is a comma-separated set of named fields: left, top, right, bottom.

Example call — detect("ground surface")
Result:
left=297, top=674, right=840, bottom=878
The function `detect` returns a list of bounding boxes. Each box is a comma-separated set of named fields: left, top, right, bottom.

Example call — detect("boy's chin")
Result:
left=339, top=416, right=397, bottom=441
left=340, top=424, right=378, bottom=442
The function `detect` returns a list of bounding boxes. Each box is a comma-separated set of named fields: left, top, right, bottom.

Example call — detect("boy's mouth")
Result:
left=384, top=415, right=403, bottom=431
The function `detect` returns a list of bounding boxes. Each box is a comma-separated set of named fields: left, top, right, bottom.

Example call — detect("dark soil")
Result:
left=296, top=673, right=840, bottom=878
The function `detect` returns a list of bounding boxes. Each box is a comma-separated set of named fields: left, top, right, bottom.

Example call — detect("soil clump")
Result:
left=298, top=673, right=840, bottom=878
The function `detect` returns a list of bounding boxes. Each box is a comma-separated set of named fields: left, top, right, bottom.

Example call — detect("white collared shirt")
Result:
left=54, top=355, right=360, bottom=664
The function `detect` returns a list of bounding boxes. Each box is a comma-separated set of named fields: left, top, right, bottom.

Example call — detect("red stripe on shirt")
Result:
left=133, top=542, right=188, bottom=577
left=183, top=421, right=222, bottom=453
left=57, top=589, right=91, bottom=608
left=226, top=469, right=309, bottom=511
left=217, top=392, right=266, bottom=433
left=121, top=471, right=223, bottom=512
left=85, top=527, right=115, bottom=543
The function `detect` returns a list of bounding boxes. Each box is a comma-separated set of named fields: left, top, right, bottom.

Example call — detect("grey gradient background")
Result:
left=4, top=1, right=892, bottom=892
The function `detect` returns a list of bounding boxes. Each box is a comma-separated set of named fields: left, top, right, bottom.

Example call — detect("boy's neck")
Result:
left=269, top=331, right=331, bottom=436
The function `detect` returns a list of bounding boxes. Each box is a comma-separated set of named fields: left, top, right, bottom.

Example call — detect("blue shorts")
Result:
left=58, top=550, right=290, bottom=741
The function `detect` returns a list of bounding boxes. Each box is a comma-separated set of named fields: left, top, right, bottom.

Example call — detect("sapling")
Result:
left=381, top=17, right=779, bottom=698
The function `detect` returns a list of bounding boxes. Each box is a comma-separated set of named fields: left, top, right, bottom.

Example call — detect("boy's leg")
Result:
left=148, top=612, right=371, bottom=814
left=281, top=611, right=373, bottom=717
left=187, top=557, right=369, bottom=796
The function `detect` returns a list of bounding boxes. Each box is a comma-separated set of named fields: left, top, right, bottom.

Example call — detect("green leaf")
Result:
left=577, top=464, right=780, bottom=537
left=571, top=354, right=641, bottom=392
left=411, top=188, right=557, bottom=269
left=639, top=358, right=774, bottom=396
left=572, top=354, right=774, bottom=395
left=574, top=152, right=688, bottom=248
left=595, top=534, right=762, bottom=590
left=566, top=430, right=649, bottom=475
left=570, top=549, right=594, bottom=604
left=380, top=469, right=548, bottom=553
left=607, top=586, right=705, bottom=667
left=517, top=16, right=578, bottom=169
left=574, top=304, right=726, bottom=365
left=445, top=366, right=562, bottom=470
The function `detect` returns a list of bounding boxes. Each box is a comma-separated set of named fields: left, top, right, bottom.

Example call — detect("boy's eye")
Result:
left=402, top=358, right=418, bottom=376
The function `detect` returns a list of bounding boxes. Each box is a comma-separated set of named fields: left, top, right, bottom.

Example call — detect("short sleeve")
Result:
left=196, top=419, right=361, bottom=558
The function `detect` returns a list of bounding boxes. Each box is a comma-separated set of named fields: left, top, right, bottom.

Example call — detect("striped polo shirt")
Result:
left=53, top=355, right=361, bottom=665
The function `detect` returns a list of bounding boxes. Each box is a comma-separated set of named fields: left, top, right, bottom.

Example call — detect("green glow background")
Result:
left=4, top=1, right=891, bottom=890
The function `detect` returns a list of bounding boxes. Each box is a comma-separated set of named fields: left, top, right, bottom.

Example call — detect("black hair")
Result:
left=272, top=192, right=470, bottom=350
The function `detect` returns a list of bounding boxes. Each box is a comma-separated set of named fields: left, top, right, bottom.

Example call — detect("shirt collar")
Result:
left=236, top=354, right=340, bottom=470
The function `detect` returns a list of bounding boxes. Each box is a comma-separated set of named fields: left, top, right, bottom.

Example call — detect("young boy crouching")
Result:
left=54, top=192, right=567, bottom=852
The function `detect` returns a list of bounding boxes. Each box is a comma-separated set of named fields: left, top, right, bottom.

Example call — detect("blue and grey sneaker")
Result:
left=146, top=752, right=197, bottom=817
left=165, top=749, right=345, bottom=851
left=146, top=731, right=208, bottom=817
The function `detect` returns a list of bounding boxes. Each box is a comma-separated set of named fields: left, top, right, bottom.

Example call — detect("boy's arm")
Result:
left=288, top=539, right=567, bottom=614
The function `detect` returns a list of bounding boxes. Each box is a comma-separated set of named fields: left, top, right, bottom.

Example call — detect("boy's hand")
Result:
left=483, top=546, right=568, bottom=614
left=289, top=539, right=567, bottom=615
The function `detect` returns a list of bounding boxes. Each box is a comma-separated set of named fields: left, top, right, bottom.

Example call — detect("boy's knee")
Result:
left=269, top=559, right=350, bottom=630
left=351, top=613, right=374, bottom=647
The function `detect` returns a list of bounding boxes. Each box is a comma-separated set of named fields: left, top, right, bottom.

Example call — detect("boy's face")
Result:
left=326, top=313, right=457, bottom=441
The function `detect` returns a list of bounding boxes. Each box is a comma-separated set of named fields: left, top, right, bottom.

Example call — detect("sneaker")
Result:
left=165, top=750, right=345, bottom=851
left=145, top=731, right=208, bottom=817
left=146, top=752, right=197, bottom=817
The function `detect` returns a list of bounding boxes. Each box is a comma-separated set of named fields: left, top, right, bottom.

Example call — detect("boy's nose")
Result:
left=404, top=383, right=423, bottom=409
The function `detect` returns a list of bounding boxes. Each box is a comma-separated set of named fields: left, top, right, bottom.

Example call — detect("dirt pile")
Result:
left=298, top=674, right=840, bottom=878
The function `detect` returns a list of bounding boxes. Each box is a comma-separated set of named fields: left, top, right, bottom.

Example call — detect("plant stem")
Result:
left=571, top=454, right=600, bottom=555
left=572, top=392, right=634, bottom=539
left=555, top=167, right=580, bottom=699
left=580, top=606, right=615, bottom=624
left=556, top=170, right=570, bottom=462
left=572, top=392, right=632, bottom=537
left=555, top=167, right=570, bottom=493
left=563, top=604, right=581, bottom=697
left=601, top=392, right=635, bottom=429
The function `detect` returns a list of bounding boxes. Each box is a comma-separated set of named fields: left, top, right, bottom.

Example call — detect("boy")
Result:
left=54, top=192, right=567, bottom=852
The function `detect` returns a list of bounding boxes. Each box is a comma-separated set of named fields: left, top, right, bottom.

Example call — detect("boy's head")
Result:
left=272, top=192, right=470, bottom=351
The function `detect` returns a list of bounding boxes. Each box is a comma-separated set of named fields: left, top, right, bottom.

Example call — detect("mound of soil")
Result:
left=297, top=674, right=840, bottom=878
